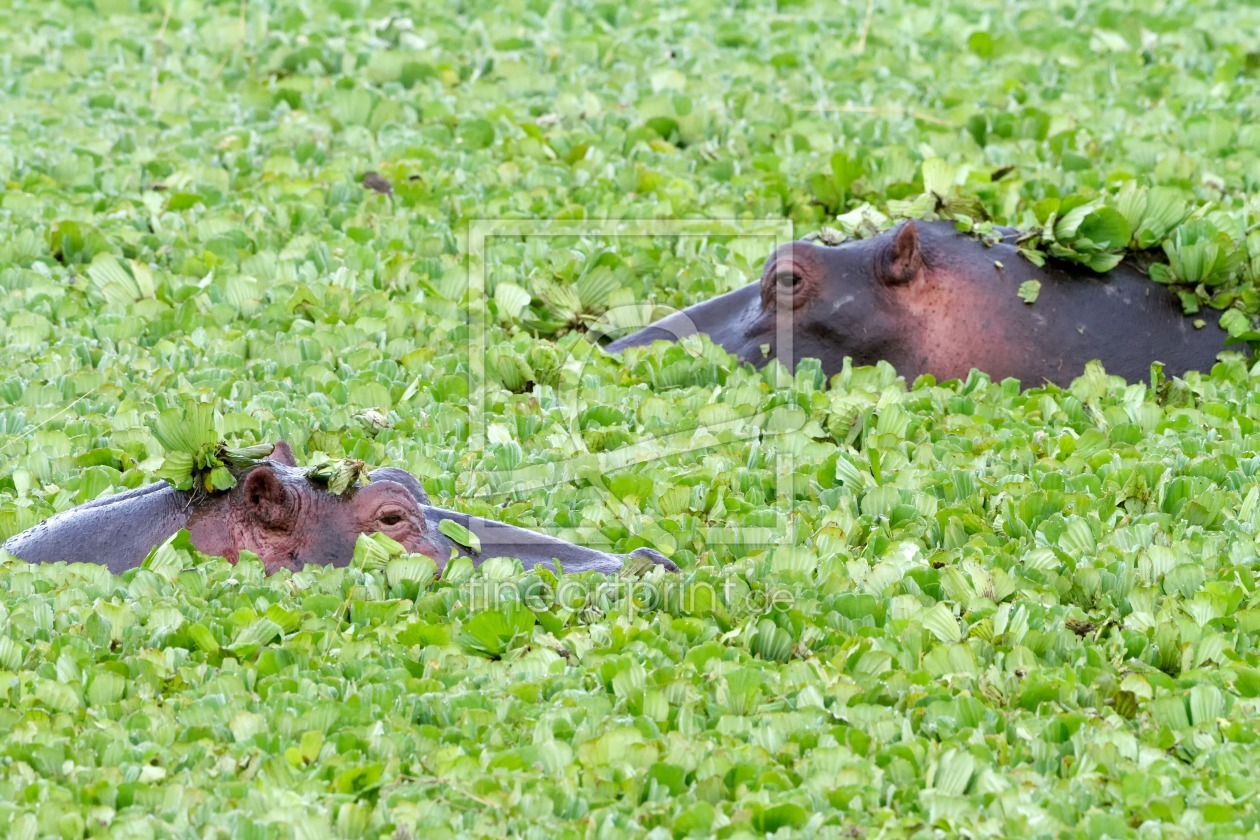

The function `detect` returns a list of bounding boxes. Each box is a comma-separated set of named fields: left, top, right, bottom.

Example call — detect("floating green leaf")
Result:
left=352, top=531, right=406, bottom=571
left=439, top=519, right=482, bottom=553
left=1, top=0, right=1260, bottom=834
left=456, top=605, right=536, bottom=658
left=922, top=602, right=963, bottom=644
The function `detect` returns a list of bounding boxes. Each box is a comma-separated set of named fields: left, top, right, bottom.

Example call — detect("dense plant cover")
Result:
left=2, top=0, right=1260, bottom=835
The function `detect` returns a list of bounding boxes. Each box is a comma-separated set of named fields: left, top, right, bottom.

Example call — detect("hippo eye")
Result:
left=776, top=270, right=801, bottom=291
left=377, top=509, right=406, bottom=527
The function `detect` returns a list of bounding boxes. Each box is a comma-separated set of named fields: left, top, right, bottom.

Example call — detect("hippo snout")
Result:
left=606, top=325, right=694, bottom=353
left=410, top=535, right=451, bottom=567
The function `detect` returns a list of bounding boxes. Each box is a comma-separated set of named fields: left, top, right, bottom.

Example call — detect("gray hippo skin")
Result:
left=606, top=219, right=1232, bottom=387
left=2, top=443, right=677, bottom=576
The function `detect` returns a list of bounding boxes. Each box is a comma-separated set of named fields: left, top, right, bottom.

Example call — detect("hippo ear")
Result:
left=270, top=440, right=297, bottom=467
left=243, top=467, right=292, bottom=529
left=884, top=221, right=924, bottom=285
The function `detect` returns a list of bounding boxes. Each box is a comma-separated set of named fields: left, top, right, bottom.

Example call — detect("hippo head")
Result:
left=605, top=220, right=1008, bottom=381
left=755, top=220, right=1058, bottom=380
left=187, top=460, right=445, bottom=574
left=743, top=223, right=929, bottom=374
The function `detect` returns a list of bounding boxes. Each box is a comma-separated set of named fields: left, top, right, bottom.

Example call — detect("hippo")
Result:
left=605, top=219, right=1233, bottom=386
left=1, top=443, right=678, bottom=576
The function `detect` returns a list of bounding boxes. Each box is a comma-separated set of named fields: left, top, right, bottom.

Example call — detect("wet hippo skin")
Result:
left=2, top=444, right=677, bottom=576
left=607, top=220, right=1233, bottom=387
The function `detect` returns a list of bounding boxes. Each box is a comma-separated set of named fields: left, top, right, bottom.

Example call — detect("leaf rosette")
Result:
left=148, top=401, right=275, bottom=493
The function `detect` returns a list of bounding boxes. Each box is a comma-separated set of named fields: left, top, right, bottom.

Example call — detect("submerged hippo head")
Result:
left=4, top=445, right=680, bottom=576
left=1, top=450, right=447, bottom=574
left=188, top=462, right=445, bottom=574
left=604, top=221, right=987, bottom=377
left=740, top=220, right=1047, bottom=380
left=605, top=219, right=1229, bottom=386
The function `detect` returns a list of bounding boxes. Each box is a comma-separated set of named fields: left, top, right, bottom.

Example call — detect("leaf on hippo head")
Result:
left=808, top=226, right=846, bottom=246
left=221, top=443, right=277, bottom=467
left=833, top=203, right=890, bottom=238
left=149, top=401, right=219, bottom=457
left=1162, top=220, right=1245, bottom=287
left=1052, top=198, right=1100, bottom=240
left=1114, top=183, right=1190, bottom=249
left=1080, top=251, right=1124, bottom=273
left=1017, top=280, right=1041, bottom=304
left=1017, top=246, right=1047, bottom=267
left=306, top=459, right=370, bottom=496
left=1016, top=195, right=1131, bottom=274
left=940, top=194, right=988, bottom=222
left=147, top=400, right=275, bottom=495
left=154, top=451, right=197, bottom=491
left=886, top=193, right=938, bottom=221
left=1074, top=207, right=1132, bottom=252
left=1218, top=308, right=1254, bottom=339
left=206, top=466, right=237, bottom=493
